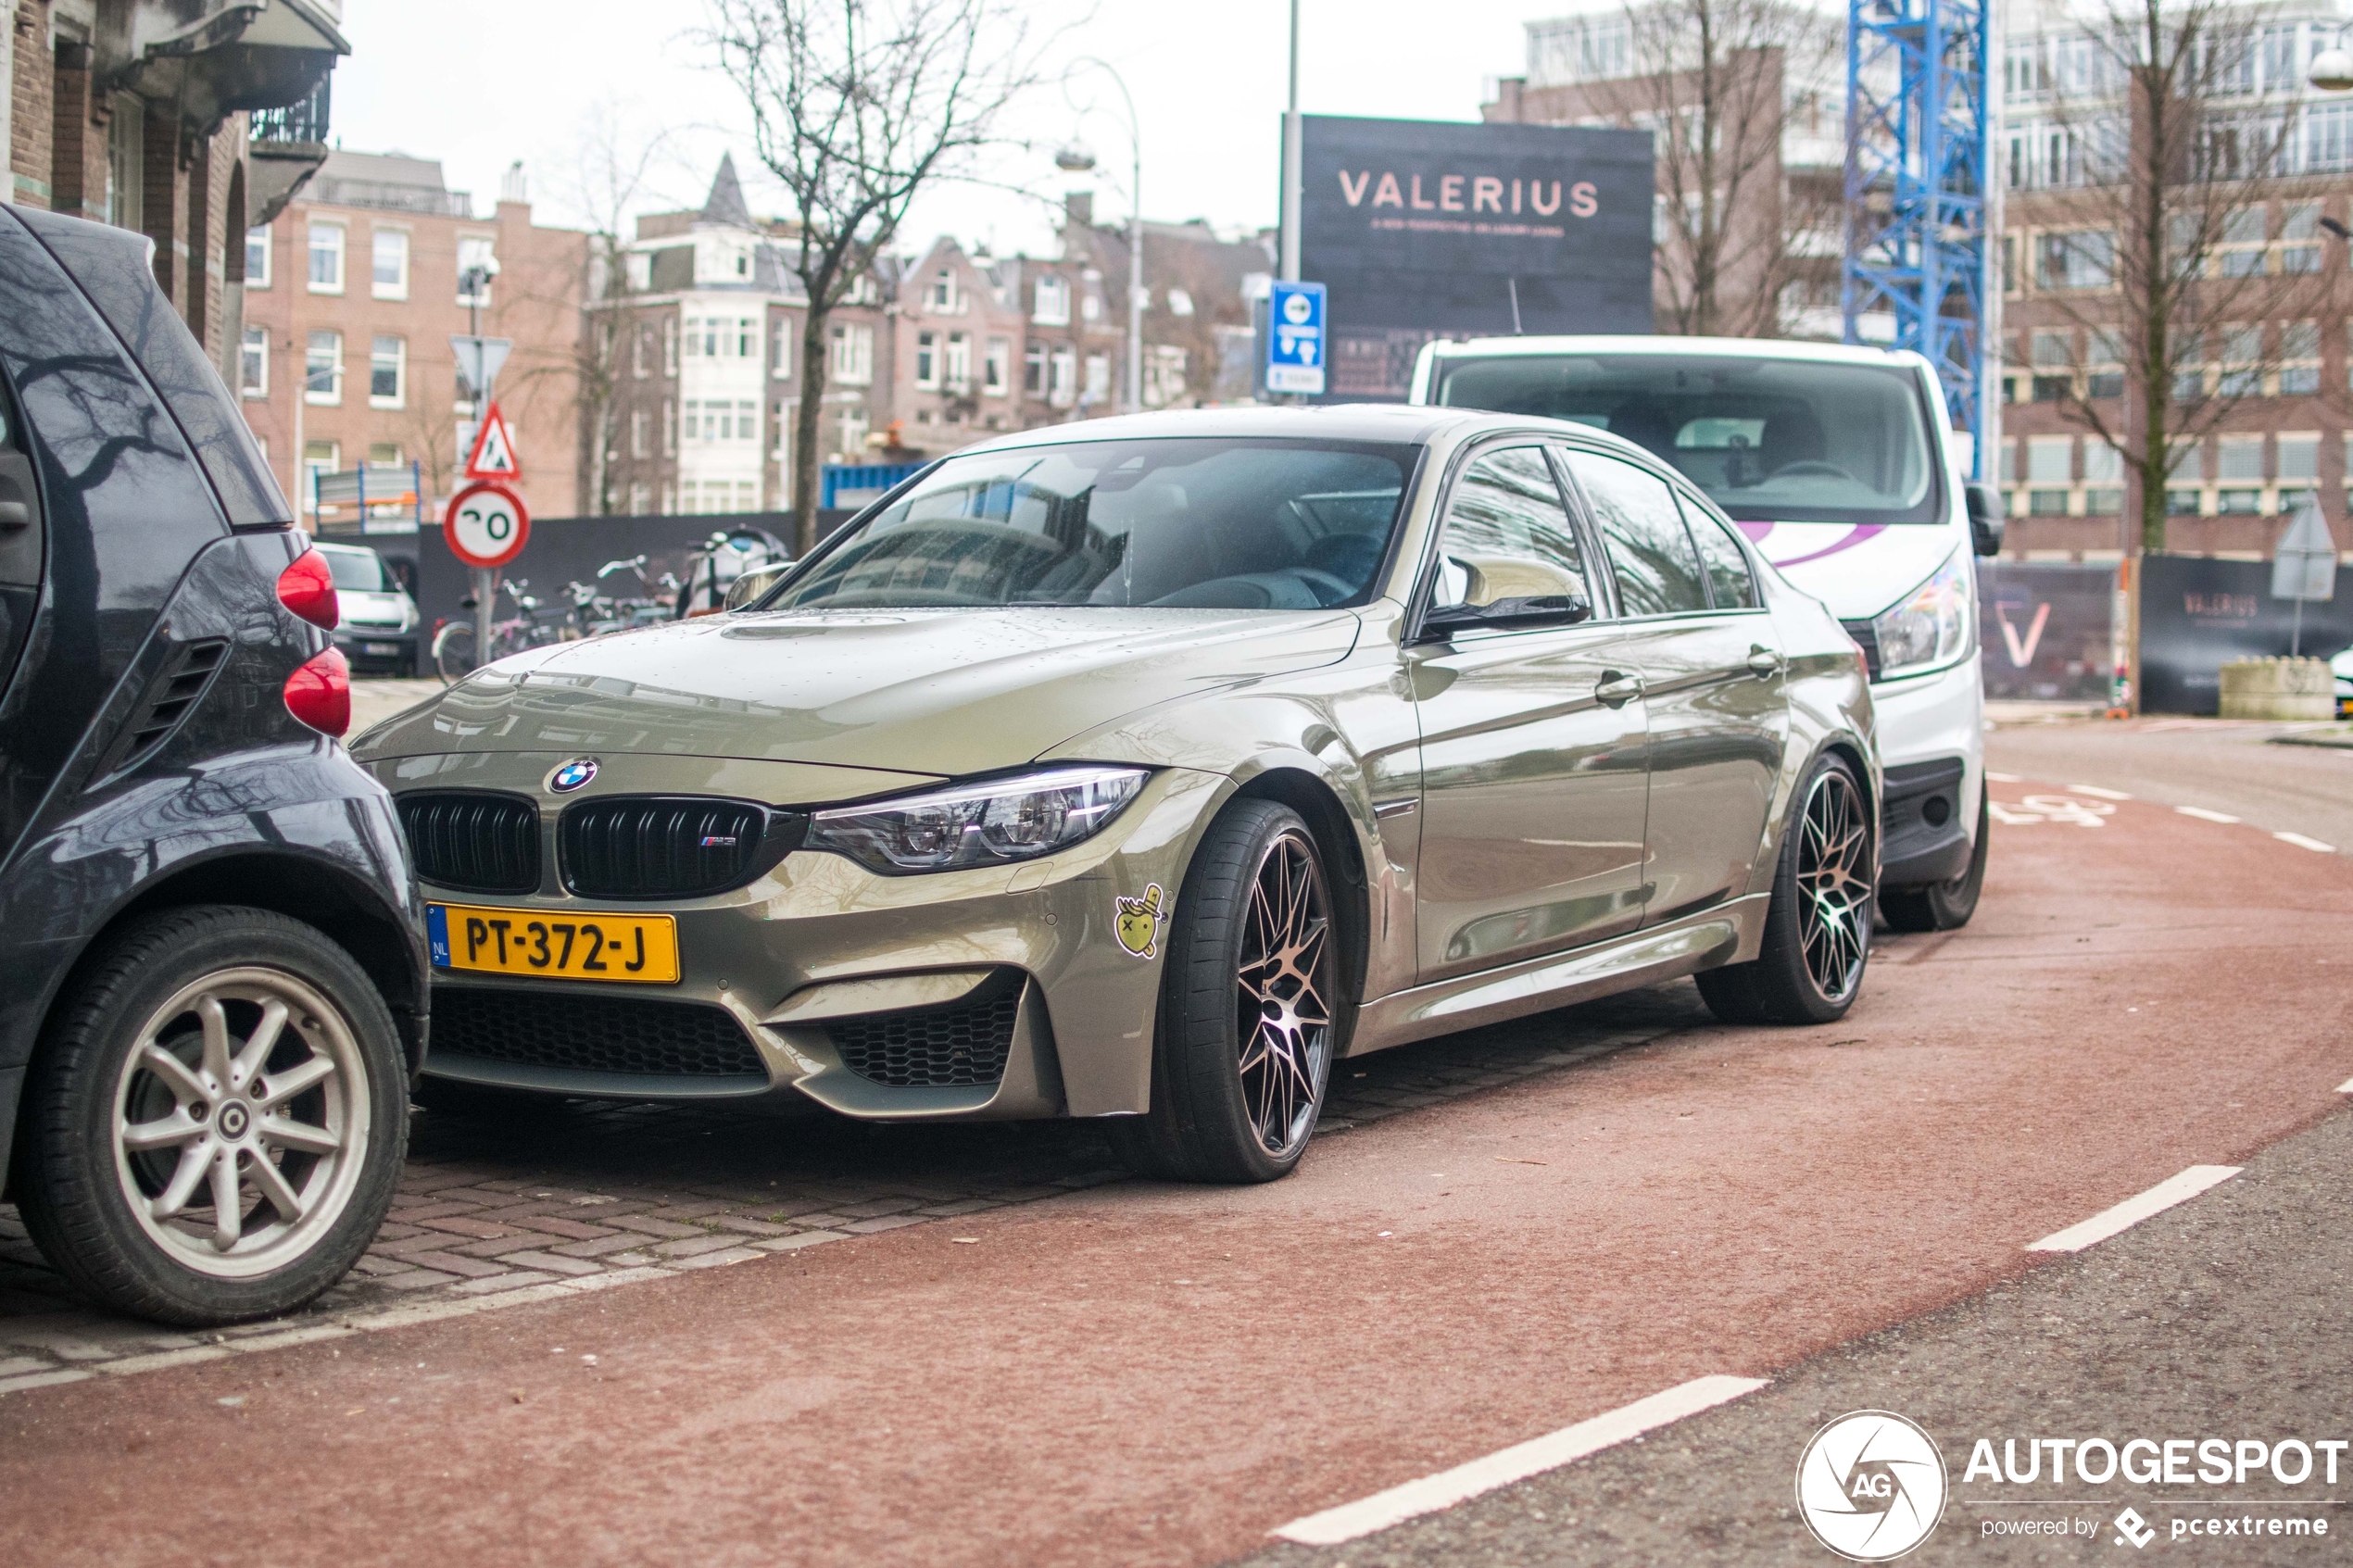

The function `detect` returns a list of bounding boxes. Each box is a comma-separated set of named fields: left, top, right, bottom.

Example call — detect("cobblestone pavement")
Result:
left=0, top=982, right=1706, bottom=1395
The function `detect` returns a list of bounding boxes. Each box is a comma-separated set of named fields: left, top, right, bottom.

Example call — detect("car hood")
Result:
left=1734, top=521, right=1962, bottom=620
left=353, top=606, right=1364, bottom=780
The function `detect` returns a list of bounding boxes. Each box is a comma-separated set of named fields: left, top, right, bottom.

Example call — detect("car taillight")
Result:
left=283, top=646, right=350, bottom=736
left=277, top=549, right=339, bottom=630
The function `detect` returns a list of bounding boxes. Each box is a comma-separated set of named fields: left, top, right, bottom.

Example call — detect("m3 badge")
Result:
left=1114, top=884, right=1166, bottom=959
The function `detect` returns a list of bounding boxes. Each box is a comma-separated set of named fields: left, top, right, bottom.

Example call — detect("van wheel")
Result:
left=1881, top=788, right=1989, bottom=932
left=1697, top=754, right=1872, bottom=1026
left=1108, top=801, right=1340, bottom=1184
left=12, top=908, right=407, bottom=1326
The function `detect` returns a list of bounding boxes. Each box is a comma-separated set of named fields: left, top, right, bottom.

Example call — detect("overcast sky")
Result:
left=332, top=1, right=1555, bottom=255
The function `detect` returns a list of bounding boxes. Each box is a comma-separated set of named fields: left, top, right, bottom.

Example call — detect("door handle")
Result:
left=1745, top=645, right=1784, bottom=679
left=1593, top=671, right=1643, bottom=708
left=0, top=502, right=27, bottom=529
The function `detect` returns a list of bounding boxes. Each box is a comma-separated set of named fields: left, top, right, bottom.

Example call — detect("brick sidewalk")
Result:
left=0, top=983, right=1707, bottom=1394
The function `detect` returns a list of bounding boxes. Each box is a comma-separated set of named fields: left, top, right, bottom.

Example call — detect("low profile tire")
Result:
left=1107, top=800, right=1342, bottom=1185
left=12, top=908, right=408, bottom=1326
left=1880, top=786, right=1989, bottom=933
left=1696, top=753, right=1873, bottom=1027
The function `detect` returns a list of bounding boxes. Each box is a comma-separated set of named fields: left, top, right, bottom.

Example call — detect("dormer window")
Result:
left=929, top=269, right=959, bottom=311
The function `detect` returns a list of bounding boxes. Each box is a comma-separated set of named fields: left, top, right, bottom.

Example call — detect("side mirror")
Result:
left=1419, top=594, right=1591, bottom=641
left=1965, top=483, right=2006, bottom=557
left=722, top=560, right=795, bottom=612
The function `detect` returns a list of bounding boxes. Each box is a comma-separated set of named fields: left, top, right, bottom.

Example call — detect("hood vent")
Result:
left=397, top=792, right=541, bottom=894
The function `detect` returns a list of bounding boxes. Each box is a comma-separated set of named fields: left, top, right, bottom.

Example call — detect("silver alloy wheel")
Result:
left=1797, top=768, right=1872, bottom=1003
left=1235, top=827, right=1333, bottom=1158
left=109, top=967, right=372, bottom=1279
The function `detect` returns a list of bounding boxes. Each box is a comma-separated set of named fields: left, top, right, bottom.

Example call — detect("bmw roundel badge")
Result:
left=548, top=759, right=598, bottom=793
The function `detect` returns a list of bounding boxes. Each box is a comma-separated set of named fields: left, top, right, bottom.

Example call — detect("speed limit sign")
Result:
left=445, top=481, right=530, bottom=569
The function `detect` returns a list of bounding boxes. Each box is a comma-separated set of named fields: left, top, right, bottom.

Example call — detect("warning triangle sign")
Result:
left=463, top=402, right=522, bottom=482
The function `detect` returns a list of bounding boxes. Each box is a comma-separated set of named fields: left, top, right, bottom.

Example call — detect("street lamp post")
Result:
left=1058, top=60, right=1144, bottom=415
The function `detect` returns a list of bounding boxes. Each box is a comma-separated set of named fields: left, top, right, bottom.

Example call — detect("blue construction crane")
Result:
left=1843, top=0, right=1994, bottom=479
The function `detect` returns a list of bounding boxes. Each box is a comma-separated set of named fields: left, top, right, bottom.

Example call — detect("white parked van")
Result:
left=1412, top=336, right=2004, bottom=930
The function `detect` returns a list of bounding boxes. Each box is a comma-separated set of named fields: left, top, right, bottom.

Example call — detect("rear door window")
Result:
left=1559, top=448, right=1708, bottom=618
left=1680, top=498, right=1760, bottom=609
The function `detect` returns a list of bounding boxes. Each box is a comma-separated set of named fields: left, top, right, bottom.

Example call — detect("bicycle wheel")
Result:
left=431, top=621, right=476, bottom=684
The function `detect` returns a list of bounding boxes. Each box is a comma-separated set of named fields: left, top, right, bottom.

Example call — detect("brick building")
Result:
left=238, top=150, right=587, bottom=523
left=6, top=0, right=345, bottom=384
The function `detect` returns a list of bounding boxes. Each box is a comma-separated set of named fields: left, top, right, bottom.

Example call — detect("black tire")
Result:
left=1880, top=786, right=1989, bottom=933
left=12, top=908, right=408, bottom=1325
left=1107, top=800, right=1344, bottom=1184
left=1696, top=752, right=1873, bottom=1026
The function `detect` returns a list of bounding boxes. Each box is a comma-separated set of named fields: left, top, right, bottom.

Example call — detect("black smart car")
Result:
left=0, top=205, right=426, bottom=1324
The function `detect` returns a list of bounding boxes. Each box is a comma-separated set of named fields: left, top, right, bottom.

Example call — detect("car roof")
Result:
left=946, top=402, right=1506, bottom=455
left=1423, top=333, right=1930, bottom=373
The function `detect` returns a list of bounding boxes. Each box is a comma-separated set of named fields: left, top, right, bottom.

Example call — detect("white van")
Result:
left=1411, top=336, right=2003, bottom=930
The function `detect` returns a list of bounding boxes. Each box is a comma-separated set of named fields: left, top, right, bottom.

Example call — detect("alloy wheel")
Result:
left=110, top=968, right=373, bottom=1279
left=1797, top=768, right=1872, bottom=1003
left=1234, top=828, right=1333, bottom=1158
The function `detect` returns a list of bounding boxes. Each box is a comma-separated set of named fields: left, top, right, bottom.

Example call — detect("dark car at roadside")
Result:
left=0, top=204, right=426, bottom=1325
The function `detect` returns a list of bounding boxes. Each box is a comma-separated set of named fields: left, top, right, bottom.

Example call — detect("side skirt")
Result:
left=1348, top=895, right=1769, bottom=1057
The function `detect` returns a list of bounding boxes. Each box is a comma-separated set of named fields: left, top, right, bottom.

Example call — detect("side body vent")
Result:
left=396, top=792, right=541, bottom=894
left=1839, top=620, right=1883, bottom=683
left=108, top=638, right=231, bottom=774
left=560, top=797, right=805, bottom=899
left=826, top=979, right=1022, bottom=1088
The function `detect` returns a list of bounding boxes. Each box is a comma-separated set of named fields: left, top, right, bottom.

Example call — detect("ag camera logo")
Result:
left=1796, top=1411, right=1948, bottom=1562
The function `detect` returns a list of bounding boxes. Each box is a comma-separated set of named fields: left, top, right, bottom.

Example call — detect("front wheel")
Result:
left=1108, top=801, right=1343, bottom=1184
left=11, top=908, right=408, bottom=1325
left=1880, top=787, right=1989, bottom=933
left=432, top=621, right=475, bottom=684
left=1696, top=752, right=1873, bottom=1026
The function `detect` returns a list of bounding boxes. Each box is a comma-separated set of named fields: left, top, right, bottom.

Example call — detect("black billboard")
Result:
left=2139, top=554, right=2353, bottom=713
left=1977, top=562, right=2118, bottom=702
left=1297, top=114, right=1655, bottom=399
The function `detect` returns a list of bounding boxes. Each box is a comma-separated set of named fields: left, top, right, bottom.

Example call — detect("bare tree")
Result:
left=705, top=0, right=1050, bottom=554
left=2019, top=0, right=2335, bottom=551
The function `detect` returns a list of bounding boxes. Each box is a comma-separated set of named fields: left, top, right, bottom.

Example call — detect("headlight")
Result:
left=805, top=766, right=1148, bottom=874
left=1870, top=549, right=1973, bottom=680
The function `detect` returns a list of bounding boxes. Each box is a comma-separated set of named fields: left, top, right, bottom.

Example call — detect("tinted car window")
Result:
left=12, top=207, right=291, bottom=529
left=1429, top=446, right=1590, bottom=614
left=1680, top=497, right=1759, bottom=608
left=772, top=438, right=1413, bottom=611
left=1561, top=448, right=1708, bottom=618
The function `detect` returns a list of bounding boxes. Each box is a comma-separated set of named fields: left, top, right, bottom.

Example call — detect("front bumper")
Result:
left=372, top=753, right=1226, bottom=1120
left=1867, top=657, right=1983, bottom=888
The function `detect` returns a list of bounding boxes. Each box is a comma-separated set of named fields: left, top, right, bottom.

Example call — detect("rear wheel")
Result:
left=1880, top=787, right=1989, bottom=933
left=1696, top=753, right=1872, bottom=1026
left=1108, top=801, right=1340, bottom=1184
left=12, top=908, right=407, bottom=1325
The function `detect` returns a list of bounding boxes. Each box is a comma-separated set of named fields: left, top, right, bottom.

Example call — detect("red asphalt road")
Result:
left=6, top=785, right=2351, bottom=1568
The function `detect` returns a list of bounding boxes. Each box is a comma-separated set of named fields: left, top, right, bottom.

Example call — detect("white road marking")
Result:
left=2027, top=1166, right=2242, bottom=1254
left=2337, top=1077, right=2353, bottom=1095
left=2175, top=807, right=2241, bottom=823
left=1269, top=1375, right=1769, bottom=1546
left=1985, top=771, right=2023, bottom=784
left=2274, top=832, right=2337, bottom=853
left=2068, top=784, right=2133, bottom=800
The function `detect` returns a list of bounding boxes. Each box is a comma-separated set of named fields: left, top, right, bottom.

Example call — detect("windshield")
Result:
left=767, top=438, right=1416, bottom=611
left=1434, top=354, right=1943, bottom=527
left=320, top=547, right=389, bottom=591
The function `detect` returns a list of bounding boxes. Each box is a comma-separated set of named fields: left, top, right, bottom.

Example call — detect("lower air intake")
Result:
left=826, top=983, right=1021, bottom=1089
left=433, top=988, right=765, bottom=1078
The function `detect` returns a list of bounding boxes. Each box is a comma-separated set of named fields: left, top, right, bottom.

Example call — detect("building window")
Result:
left=683, top=399, right=703, bottom=441
left=1025, top=342, right=1046, bottom=395
left=928, top=269, right=959, bottom=311
left=736, top=399, right=758, bottom=441
left=737, top=319, right=758, bottom=358
left=631, top=408, right=649, bottom=458
left=2026, top=435, right=2072, bottom=484
left=2035, top=230, right=2113, bottom=290
left=662, top=398, right=676, bottom=456
left=2028, top=488, right=2070, bottom=516
left=368, top=444, right=404, bottom=470
left=684, top=318, right=702, bottom=359
left=2279, top=433, right=2320, bottom=500
left=629, top=482, right=652, bottom=513
left=1050, top=346, right=1076, bottom=407
left=108, top=94, right=145, bottom=233
left=2085, top=328, right=2125, bottom=400
left=830, top=322, right=875, bottom=385
left=1144, top=345, right=1188, bottom=408
left=2217, top=324, right=2262, bottom=397
left=458, top=236, right=497, bottom=305
left=838, top=408, right=869, bottom=461
left=371, top=230, right=409, bottom=300
left=985, top=336, right=1010, bottom=394
left=944, top=332, right=970, bottom=393
left=2282, top=202, right=2322, bottom=272
left=2216, top=434, right=2265, bottom=484
left=701, top=318, right=723, bottom=358
left=772, top=318, right=793, bottom=379
left=662, top=318, right=679, bottom=376
left=915, top=331, right=937, bottom=388
left=308, top=224, right=345, bottom=294
left=2216, top=207, right=2267, bottom=277
left=369, top=335, right=406, bottom=408
left=1081, top=289, right=1102, bottom=322
left=300, top=441, right=338, bottom=515
left=240, top=328, right=268, bottom=398
left=305, top=331, right=343, bottom=404
left=245, top=228, right=271, bottom=289
left=1034, top=275, right=1071, bottom=325
left=2280, top=320, right=2321, bottom=394
left=634, top=324, right=652, bottom=378
left=1084, top=354, right=1111, bottom=403
left=661, top=483, right=676, bottom=514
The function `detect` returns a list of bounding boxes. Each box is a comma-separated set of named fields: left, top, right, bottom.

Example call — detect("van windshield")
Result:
left=320, top=548, right=389, bottom=592
left=1433, top=354, right=1944, bottom=527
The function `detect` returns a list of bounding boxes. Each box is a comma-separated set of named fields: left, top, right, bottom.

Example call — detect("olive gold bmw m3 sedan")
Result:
left=355, top=406, right=1877, bottom=1183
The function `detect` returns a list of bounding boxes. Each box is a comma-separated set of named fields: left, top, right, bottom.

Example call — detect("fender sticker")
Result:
left=1114, top=884, right=1166, bottom=959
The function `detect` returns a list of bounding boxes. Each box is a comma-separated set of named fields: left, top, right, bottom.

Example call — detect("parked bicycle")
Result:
left=430, top=577, right=563, bottom=684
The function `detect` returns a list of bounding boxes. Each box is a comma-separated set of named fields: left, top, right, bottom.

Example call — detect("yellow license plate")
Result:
left=428, top=903, right=680, bottom=984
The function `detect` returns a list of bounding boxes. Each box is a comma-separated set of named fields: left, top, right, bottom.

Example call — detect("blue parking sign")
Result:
left=1265, top=280, right=1327, bottom=395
